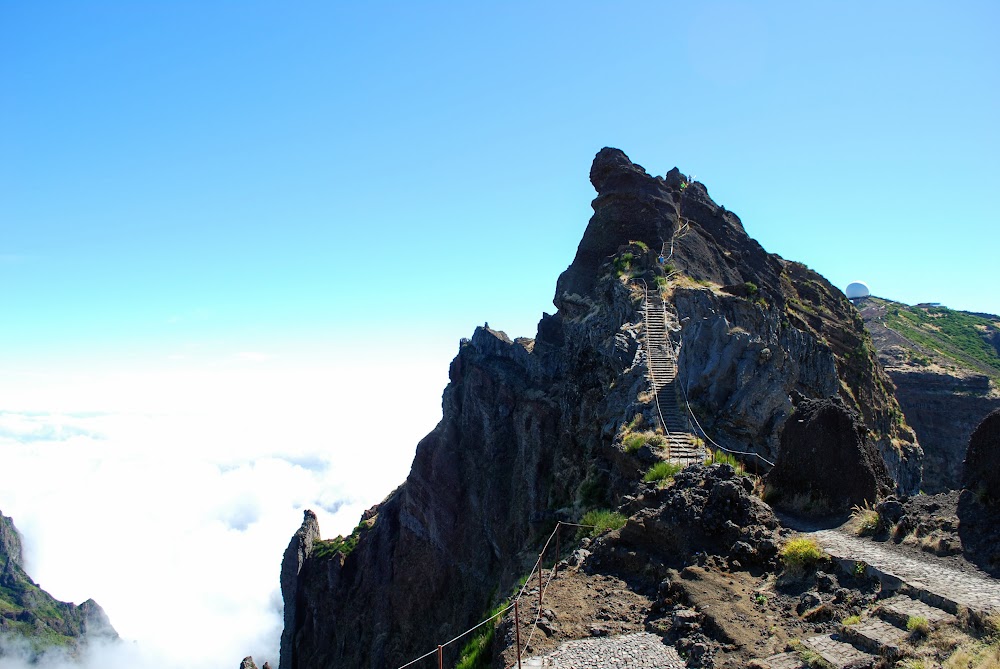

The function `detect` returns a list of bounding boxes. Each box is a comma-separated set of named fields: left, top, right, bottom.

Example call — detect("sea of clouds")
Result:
left=0, top=351, right=450, bottom=668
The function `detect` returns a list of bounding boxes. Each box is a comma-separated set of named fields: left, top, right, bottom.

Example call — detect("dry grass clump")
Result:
left=850, top=501, right=880, bottom=536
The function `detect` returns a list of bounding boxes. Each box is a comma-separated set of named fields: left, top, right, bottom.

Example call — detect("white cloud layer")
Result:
left=0, top=352, right=450, bottom=668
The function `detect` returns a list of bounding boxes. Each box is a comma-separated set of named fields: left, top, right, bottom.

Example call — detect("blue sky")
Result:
left=0, top=2, right=998, bottom=667
left=3, top=1, right=998, bottom=373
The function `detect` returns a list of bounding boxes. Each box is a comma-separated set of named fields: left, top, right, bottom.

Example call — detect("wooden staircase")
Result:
left=644, top=289, right=704, bottom=464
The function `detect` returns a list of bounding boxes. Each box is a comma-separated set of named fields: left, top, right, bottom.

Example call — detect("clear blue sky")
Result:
left=2, top=1, right=998, bottom=374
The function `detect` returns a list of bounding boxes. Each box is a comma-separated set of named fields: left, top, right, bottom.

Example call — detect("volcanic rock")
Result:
left=962, top=408, right=1000, bottom=499
left=765, top=396, right=894, bottom=514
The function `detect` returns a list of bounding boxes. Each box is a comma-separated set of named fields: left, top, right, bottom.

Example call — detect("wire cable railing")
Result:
left=393, top=520, right=598, bottom=669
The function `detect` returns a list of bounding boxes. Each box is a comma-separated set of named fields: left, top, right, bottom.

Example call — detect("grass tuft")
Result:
left=851, top=501, right=881, bottom=536
left=643, top=461, right=683, bottom=485
left=780, top=537, right=825, bottom=573
left=578, top=509, right=627, bottom=538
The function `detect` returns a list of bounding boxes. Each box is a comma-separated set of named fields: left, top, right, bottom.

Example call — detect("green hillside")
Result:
left=875, top=298, right=1000, bottom=379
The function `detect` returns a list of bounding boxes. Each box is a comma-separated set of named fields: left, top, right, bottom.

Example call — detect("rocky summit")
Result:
left=277, top=148, right=926, bottom=669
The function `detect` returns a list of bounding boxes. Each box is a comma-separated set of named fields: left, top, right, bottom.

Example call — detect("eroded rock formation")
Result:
left=765, top=396, right=894, bottom=514
left=278, top=148, right=921, bottom=669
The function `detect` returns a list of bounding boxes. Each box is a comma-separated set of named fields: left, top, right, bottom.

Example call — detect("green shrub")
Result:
left=842, top=615, right=861, bottom=626
left=312, top=518, right=374, bottom=559
left=612, top=252, right=634, bottom=277
left=704, top=449, right=745, bottom=476
left=578, top=473, right=609, bottom=508
left=454, top=600, right=508, bottom=669
left=630, top=240, right=649, bottom=251
left=744, top=281, right=759, bottom=296
left=643, top=461, right=683, bottom=485
left=579, top=509, right=627, bottom=538
left=780, top=537, right=825, bottom=572
left=623, top=433, right=647, bottom=453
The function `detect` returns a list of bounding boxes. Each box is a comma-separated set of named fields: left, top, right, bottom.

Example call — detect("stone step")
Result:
left=841, top=618, right=907, bottom=659
left=877, top=594, right=956, bottom=629
left=801, top=634, right=877, bottom=669
left=754, top=651, right=807, bottom=669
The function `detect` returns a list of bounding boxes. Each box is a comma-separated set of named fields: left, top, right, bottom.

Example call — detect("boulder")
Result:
left=962, top=408, right=1000, bottom=499
left=765, top=397, right=894, bottom=515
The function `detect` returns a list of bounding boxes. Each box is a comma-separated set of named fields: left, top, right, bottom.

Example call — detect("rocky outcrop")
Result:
left=765, top=397, right=894, bottom=514
left=611, top=463, right=780, bottom=569
left=0, top=512, right=23, bottom=570
left=0, top=510, right=118, bottom=659
left=962, top=409, right=1000, bottom=499
left=240, top=657, right=260, bottom=669
left=279, top=148, right=921, bottom=669
left=279, top=510, right=320, bottom=669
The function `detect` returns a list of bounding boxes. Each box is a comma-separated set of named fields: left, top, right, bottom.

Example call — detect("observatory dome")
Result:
left=846, top=281, right=870, bottom=300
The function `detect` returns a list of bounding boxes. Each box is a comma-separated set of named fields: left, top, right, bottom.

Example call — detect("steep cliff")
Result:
left=279, top=148, right=921, bottom=669
left=0, top=510, right=117, bottom=660
left=860, top=297, right=1000, bottom=493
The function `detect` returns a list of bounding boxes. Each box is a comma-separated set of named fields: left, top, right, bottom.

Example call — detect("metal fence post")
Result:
left=514, top=599, right=522, bottom=669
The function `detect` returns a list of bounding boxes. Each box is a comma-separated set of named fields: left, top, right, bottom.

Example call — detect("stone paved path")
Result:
left=809, top=529, right=1000, bottom=616
left=521, top=632, right=684, bottom=668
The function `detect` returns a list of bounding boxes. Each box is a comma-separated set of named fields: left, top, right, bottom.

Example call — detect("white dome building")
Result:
left=846, top=281, right=871, bottom=301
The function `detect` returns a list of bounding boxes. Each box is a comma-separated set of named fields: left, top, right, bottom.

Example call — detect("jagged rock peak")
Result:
left=589, top=147, right=653, bottom=192
left=240, top=657, right=259, bottom=669
left=279, top=510, right=321, bottom=669
left=1, top=510, right=24, bottom=569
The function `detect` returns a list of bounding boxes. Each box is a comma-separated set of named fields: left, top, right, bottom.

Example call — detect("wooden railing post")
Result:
left=538, top=556, right=543, bottom=609
left=437, top=645, right=442, bottom=669
left=554, top=524, right=560, bottom=578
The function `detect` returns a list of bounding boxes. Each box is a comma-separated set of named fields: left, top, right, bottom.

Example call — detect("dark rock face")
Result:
left=279, top=149, right=920, bottom=669
left=962, top=409, right=1000, bottom=499
left=0, top=510, right=118, bottom=658
left=765, top=397, right=894, bottom=514
left=279, top=511, right=320, bottom=669
left=892, top=371, right=999, bottom=493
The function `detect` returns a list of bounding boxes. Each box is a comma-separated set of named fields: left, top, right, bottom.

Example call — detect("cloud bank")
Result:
left=0, top=353, right=449, bottom=668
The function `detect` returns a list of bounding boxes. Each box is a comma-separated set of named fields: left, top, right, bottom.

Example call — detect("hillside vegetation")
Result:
left=873, top=297, right=1000, bottom=380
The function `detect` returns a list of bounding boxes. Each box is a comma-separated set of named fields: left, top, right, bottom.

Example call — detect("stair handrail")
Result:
left=661, top=321, right=776, bottom=469
left=637, top=280, right=673, bottom=460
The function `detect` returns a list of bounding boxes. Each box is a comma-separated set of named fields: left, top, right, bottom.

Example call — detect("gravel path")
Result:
left=521, top=632, right=684, bottom=669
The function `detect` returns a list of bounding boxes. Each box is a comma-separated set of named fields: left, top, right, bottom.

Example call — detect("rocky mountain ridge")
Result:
left=0, top=510, right=117, bottom=661
left=277, top=148, right=923, bottom=669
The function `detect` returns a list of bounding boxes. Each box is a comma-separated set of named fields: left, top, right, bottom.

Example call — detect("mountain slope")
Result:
left=278, top=148, right=921, bottom=669
left=0, top=511, right=117, bottom=661
left=860, top=297, right=1000, bottom=492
